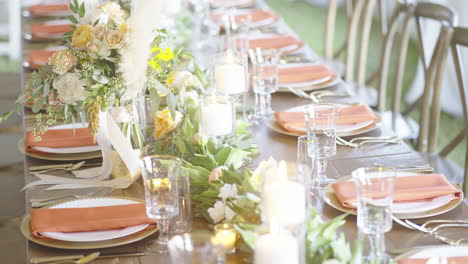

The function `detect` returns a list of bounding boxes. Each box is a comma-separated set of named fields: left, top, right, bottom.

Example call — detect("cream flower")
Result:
left=153, top=108, right=182, bottom=140
left=224, top=205, right=237, bottom=221
left=250, top=157, right=277, bottom=192
left=49, top=50, right=74, bottom=75
left=86, top=41, right=99, bottom=53
left=53, top=72, right=88, bottom=105
left=207, top=201, right=225, bottom=224
left=104, top=30, right=125, bottom=49
left=92, top=24, right=107, bottom=41
left=98, top=1, right=126, bottom=24
left=72, top=24, right=93, bottom=48
left=172, top=71, right=202, bottom=91
left=209, top=166, right=225, bottom=182
left=218, top=184, right=238, bottom=201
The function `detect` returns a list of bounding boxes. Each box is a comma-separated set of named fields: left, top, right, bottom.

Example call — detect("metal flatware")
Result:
left=422, top=219, right=468, bottom=228
left=48, top=252, right=99, bottom=264
left=400, top=218, right=468, bottom=246
left=30, top=252, right=146, bottom=264
left=30, top=187, right=116, bottom=208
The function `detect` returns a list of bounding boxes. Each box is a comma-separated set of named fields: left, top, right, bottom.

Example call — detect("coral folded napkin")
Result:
left=249, top=35, right=304, bottom=52
left=332, top=174, right=461, bottom=208
left=212, top=10, right=279, bottom=24
left=397, top=257, right=468, bottom=264
left=28, top=49, right=56, bottom=69
left=30, top=203, right=156, bottom=238
left=274, top=105, right=377, bottom=134
left=25, top=127, right=97, bottom=152
left=28, top=4, right=70, bottom=17
left=279, top=64, right=336, bottom=84
left=30, top=22, right=73, bottom=41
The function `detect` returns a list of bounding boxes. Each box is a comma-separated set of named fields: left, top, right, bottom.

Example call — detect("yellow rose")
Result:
left=48, top=50, right=74, bottom=75
left=118, top=22, right=129, bottom=34
left=104, top=30, right=125, bottom=49
left=153, top=108, right=182, bottom=140
left=72, top=24, right=93, bottom=48
left=92, top=24, right=107, bottom=40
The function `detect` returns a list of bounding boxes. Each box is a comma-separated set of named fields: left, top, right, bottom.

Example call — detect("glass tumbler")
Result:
left=253, top=49, right=279, bottom=118
left=353, top=167, right=395, bottom=264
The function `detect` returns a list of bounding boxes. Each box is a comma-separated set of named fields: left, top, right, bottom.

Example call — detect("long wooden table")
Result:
left=10, top=0, right=468, bottom=263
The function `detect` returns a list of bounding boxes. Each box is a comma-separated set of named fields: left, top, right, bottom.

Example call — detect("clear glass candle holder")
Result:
left=213, top=50, right=248, bottom=96
left=213, top=223, right=238, bottom=254
left=254, top=223, right=302, bottom=264
left=200, top=94, right=235, bottom=140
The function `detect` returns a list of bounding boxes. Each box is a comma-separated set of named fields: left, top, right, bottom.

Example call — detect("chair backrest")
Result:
left=376, top=2, right=456, bottom=142
left=323, top=0, right=353, bottom=60
left=428, top=26, right=468, bottom=193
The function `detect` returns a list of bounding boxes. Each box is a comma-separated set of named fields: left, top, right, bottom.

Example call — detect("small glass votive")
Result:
left=213, top=223, right=238, bottom=254
left=213, top=50, right=248, bottom=96
left=200, top=94, right=235, bottom=140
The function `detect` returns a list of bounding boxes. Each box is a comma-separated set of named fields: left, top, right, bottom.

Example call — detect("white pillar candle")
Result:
left=263, top=179, right=306, bottom=226
left=254, top=229, right=299, bottom=264
left=201, top=101, right=233, bottom=136
left=214, top=52, right=246, bottom=95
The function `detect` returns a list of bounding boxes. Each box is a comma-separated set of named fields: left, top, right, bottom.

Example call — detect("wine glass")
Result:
left=140, top=152, right=182, bottom=253
left=353, top=167, right=395, bottom=264
left=168, top=232, right=226, bottom=264
left=304, top=103, right=339, bottom=188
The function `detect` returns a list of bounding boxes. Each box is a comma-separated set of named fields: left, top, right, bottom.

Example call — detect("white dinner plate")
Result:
left=396, top=245, right=468, bottom=261
left=266, top=104, right=380, bottom=137
left=31, top=123, right=101, bottom=154
left=324, top=173, right=464, bottom=219
left=211, top=9, right=279, bottom=28
left=41, top=197, right=149, bottom=242
left=278, top=63, right=340, bottom=92
left=248, top=33, right=304, bottom=54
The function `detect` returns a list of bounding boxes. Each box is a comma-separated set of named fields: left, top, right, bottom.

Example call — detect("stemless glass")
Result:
left=213, top=50, right=248, bottom=96
left=304, top=103, right=339, bottom=187
left=296, top=135, right=316, bottom=189
left=140, top=153, right=181, bottom=253
left=168, top=232, right=226, bottom=264
left=200, top=94, right=235, bottom=140
left=352, top=167, right=395, bottom=264
left=253, top=50, right=279, bottom=118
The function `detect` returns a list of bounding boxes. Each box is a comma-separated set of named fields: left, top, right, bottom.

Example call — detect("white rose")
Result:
left=172, top=71, right=201, bottom=91
left=207, top=200, right=225, bottom=224
left=53, top=72, right=88, bottom=105
left=218, top=184, right=238, bottom=201
left=224, top=205, right=237, bottom=221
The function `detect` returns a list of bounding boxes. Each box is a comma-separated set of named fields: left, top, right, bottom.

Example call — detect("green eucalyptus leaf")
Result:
left=167, top=92, right=177, bottom=119
left=215, top=147, right=231, bottom=165
left=206, top=139, right=217, bottom=155
left=0, top=111, right=14, bottom=123
left=32, top=97, right=46, bottom=113
left=79, top=2, right=85, bottom=18
left=68, top=15, right=79, bottom=24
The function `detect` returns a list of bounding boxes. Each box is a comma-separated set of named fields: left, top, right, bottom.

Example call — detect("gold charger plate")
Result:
left=265, top=105, right=382, bottom=137
left=18, top=139, right=102, bottom=161
left=324, top=176, right=464, bottom=219
left=21, top=196, right=158, bottom=250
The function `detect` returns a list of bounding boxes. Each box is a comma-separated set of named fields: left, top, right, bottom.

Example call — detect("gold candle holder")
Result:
left=213, top=223, right=237, bottom=254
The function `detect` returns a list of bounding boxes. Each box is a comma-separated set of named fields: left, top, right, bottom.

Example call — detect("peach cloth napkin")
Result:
left=211, top=0, right=255, bottom=7
left=274, top=105, right=378, bottom=134
left=28, top=4, right=70, bottom=17
left=30, top=203, right=156, bottom=238
left=332, top=174, right=461, bottom=208
left=249, top=35, right=304, bottom=51
left=30, top=23, right=73, bottom=41
left=212, top=10, right=279, bottom=23
left=28, top=49, right=56, bottom=69
left=397, top=257, right=468, bottom=264
left=25, top=127, right=97, bottom=152
left=279, top=64, right=336, bottom=84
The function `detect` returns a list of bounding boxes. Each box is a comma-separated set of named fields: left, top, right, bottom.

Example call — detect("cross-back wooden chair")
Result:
left=324, top=0, right=387, bottom=79
left=377, top=2, right=456, bottom=140
left=424, top=26, right=468, bottom=194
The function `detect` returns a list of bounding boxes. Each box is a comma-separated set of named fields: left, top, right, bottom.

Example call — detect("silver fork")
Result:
left=336, top=137, right=401, bottom=148
left=30, top=187, right=116, bottom=207
left=287, top=87, right=319, bottom=102
left=404, top=219, right=468, bottom=246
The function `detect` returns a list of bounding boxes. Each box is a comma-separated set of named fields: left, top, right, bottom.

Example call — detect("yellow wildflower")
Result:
left=118, top=22, right=129, bottom=34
